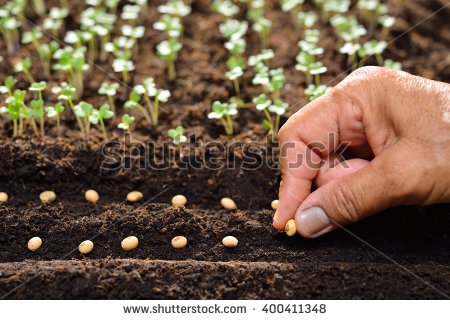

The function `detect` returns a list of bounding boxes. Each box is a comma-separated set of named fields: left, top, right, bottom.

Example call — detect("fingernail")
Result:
left=296, top=207, right=332, bottom=238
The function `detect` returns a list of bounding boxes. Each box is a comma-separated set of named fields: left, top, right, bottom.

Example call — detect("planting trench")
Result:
left=0, top=0, right=449, bottom=299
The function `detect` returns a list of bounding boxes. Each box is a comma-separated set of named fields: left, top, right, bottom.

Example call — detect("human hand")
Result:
left=273, top=67, right=450, bottom=238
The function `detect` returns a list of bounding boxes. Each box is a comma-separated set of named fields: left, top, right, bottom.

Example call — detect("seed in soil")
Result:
left=222, top=236, right=238, bottom=248
left=79, top=240, right=94, bottom=254
left=27, top=237, right=42, bottom=251
left=121, top=236, right=139, bottom=251
left=0, top=192, right=8, bottom=203
left=271, top=199, right=279, bottom=210
left=221, top=197, right=237, bottom=210
left=85, top=190, right=99, bottom=204
left=171, top=195, right=187, bottom=207
left=39, top=191, right=56, bottom=204
left=171, top=236, right=188, bottom=249
left=127, top=191, right=143, bottom=202
left=285, top=219, right=297, bottom=236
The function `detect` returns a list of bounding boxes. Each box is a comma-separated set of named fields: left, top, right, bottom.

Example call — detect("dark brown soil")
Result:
left=0, top=0, right=449, bottom=299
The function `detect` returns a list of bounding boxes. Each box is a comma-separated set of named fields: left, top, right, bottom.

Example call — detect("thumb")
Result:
left=295, top=149, right=409, bottom=238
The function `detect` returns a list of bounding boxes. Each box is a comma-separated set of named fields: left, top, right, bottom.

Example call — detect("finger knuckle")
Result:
left=329, top=180, right=362, bottom=223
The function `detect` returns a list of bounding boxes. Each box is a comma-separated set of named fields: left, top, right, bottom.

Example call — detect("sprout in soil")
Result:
left=21, top=27, right=43, bottom=52
left=31, top=0, right=46, bottom=16
left=253, top=94, right=288, bottom=135
left=281, top=0, right=304, bottom=20
left=357, top=0, right=387, bottom=34
left=43, top=7, right=69, bottom=37
left=296, top=52, right=327, bottom=86
left=153, top=15, right=183, bottom=38
left=331, top=15, right=367, bottom=45
left=14, top=57, right=35, bottom=83
left=158, top=0, right=192, bottom=18
left=129, top=78, right=171, bottom=126
left=89, top=104, right=115, bottom=138
left=0, top=76, right=16, bottom=97
left=297, top=11, right=318, bottom=31
left=358, top=39, right=387, bottom=66
left=121, top=5, right=141, bottom=24
left=219, top=19, right=248, bottom=41
left=212, top=0, right=239, bottom=19
left=53, top=46, right=89, bottom=99
left=208, top=100, right=239, bottom=136
left=52, top=82, right=86, bottom=134
left=252, top=17, right=272, bottom=48
left=378, top=15, right=396, bottom=38
left=98, top=82, right=119, bottom=112
left=118, top=114, right=135, bottom=133
left=384, top=59, right=402, bottom=70
left=0, top=9, right=21, bottom=54
left=156, top=38, right=182, bottom=81
left=112, top=54, right=135, bottom=84
left=339, top=42, right=361, bottom=68
left=45, top=102, right=65, bottom=136
left=168, top=125, right=187, bottom=145
left=322, top=0, right=351, bottom=19
left=305, top=84, right=331, bottom=102
left=74, top=101, right=94, bottom=137
left=226, top=66, right=244, bottom=95
left=29, top=81, right=47, bottom=136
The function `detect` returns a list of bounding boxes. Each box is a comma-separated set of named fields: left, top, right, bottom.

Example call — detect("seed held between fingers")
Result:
left=221, top=197, right=237, bottom=210
left=79, top=240, right=94, bottom=254
left=0, top=192, right=8, bottom=203
left=271, top=199, right=279, bottom=210
left=127, top=191, right=143, bottom=203
left=171, top=195, right=187, bottom=207
left=222, top=236, right=238, bottom=248
left=171, top=236, right=188, bottom=249
left=28, top=237, right=42, bottom=251
left=121, top=236, right=139, bottom=251
left=285, top=219, right=297, bottom=236
left=85, top=190, right=99, bottom=204
left=40, top=191, right=56, bottom=204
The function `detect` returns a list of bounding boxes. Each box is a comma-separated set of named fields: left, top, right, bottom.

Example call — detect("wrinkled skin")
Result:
left=273, top=67, right=450, bottom=238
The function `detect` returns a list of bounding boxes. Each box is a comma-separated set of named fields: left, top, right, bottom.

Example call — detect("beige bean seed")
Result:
left=121, top=236, right=139, bottom=251
left=79, top=240, right=94, bottom=254
left=127, top=191, right=143, bottom=202
left=220, top=197, right=237, bottom=210
left=28, top=236, right=42, bottom=251
left=285, top=219, right=297, bottom=236
left=85, top=190, right=99, bottom=204
left=171, top=195, right=187, bottom=207
left=271, top=199, right=279, bottom=210
left=171, top=236, right=188, bottom=249
left=40, top=191, right=56, bottom=204
left=0, top=192, right=8, bottom=203
left=222, top=236, right=238, bottom=248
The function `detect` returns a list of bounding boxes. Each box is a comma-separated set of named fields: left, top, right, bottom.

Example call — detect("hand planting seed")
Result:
left=220, top=197, right=237, bottom=210
left=79, top=240, right=94, bottom=254
left=127, top=191, right=143, bottom=202
left=121, top=236, right=139, bottom=251
left=0, top=192, right=8, bottom=203
left=28, top=236, right=42, bottom=251
left=40, top=191, right=56, bottom=204
left=285, top=219, right=296, bottom=236
left=171, top=236, right=188, bottom=249
left=222, top=236, right=238, bottom=248
left=271, top=199, right=279, bottom=210
left=171, top=195, right=187, bottom=207
left=85, top=190, right=99, bottom=204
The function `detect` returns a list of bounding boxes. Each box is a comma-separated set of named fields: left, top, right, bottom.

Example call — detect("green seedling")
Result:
left=53, top=46, right=88, bottom=99
left=21, top=27, right=43, bottom=50
left=358, top=0, right=386, bottom=34
left=153, top=15, right=183, bottom=38
left=225, top=66, right=244, bottom=95
left=281, top=0, right=304, bottom=20
left=30, top=98, right=45, bottom=136
left=358, top=39, right=387, bottom=66
left=118, top=114, right=135, bottom=133
left=378, top=15, right=396, bottom=38
left=208, top=101, right=239, bottom=136
left=268, top=68, right=285, bottom=101
left=14, top=57, right=35, bottom=83
left=0, top=76, right=16, bottom=96
left=52, top=82, right=84, bottom=133
left=168, top=126, right=187, bottom=145
left=121, top=4, right=141, bottom=24
left=43, top=7, right=69, bottom=37
left=384, top=59, right=401, bottom=70
left=45, top=102, right=65, bottom=136
left=0, top=11, right=21, bottom=54
left=89, top=104, right=115, bottom=138
left=156, top=38, right=182, bottom=81
left=331, top=15, right=367, bottom=45
left=297, top=11, right=318, bottom=30
left=252, top=17, right=272, bottom=48
left=253, top=94, right=288, bottom=135
left=212, top=0, right=239, bottom=19
left=305, top=84, right=331, bottom=101
left=133, top=78, right=171, bottom=125
left=31, top=0, right=46, bottom=16
left=339, top=42, right=361, bottom=68
left=74, top=101, right=94, bottom=137
left=112, top=55, right=135, bottom=84
left=38, top=41, right=60, bottom=78
left=98, top=82, right=119, bottom=112
left=158, top=0, right=191, bottom=18
left=219, top=19, right=248, bottom=41
left=124, top=90, right=151, bottom=124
